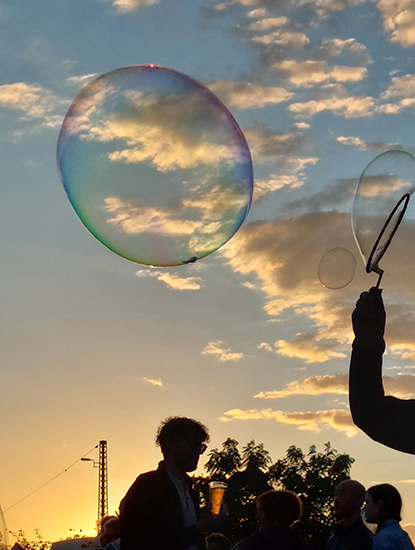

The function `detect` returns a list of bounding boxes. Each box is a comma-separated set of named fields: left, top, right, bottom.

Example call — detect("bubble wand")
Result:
left=366, top=192, right=410, bottom=288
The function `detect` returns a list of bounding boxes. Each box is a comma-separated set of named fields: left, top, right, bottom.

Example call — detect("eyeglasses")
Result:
left=186, top=440, right=207, bottom=454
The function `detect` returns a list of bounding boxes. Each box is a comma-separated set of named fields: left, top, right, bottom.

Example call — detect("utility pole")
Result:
left=82, top=440, right=108, bottom=532
left=98, top=440, right=108, bottom=528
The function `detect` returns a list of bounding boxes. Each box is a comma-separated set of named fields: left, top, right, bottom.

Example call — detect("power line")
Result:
left=4, top=444, right=99, bottom=513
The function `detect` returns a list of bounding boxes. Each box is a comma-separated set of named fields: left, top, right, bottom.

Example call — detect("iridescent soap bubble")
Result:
left=318, top=247, right=356, bottom=289
left=352, top=150, right=415, bottom=274
left=0, top=504, right=7, bottom=550
left=57, top=65, right=253, bottom=267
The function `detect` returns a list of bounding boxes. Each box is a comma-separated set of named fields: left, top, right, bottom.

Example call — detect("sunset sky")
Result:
left=3, top=0, right=415, bottom=544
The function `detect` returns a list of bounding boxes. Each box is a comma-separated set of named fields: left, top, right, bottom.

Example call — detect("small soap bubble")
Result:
left=57, top=65, right=253, bottom=267
left=318, top=247, right=356, bottom=289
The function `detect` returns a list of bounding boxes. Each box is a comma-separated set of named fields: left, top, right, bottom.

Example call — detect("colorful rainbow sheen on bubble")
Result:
left=57, top=65, right=253, bottom=267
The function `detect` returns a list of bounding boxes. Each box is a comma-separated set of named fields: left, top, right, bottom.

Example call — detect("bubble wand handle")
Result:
left=375, top=271, right=383, bottom=289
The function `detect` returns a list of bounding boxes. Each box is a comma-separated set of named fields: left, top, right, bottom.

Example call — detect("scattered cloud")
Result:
left=68, top=86, right=243, bottom=173
left=209, top=80, right=293, bottom=109
left=244, top=124, right=305, bottom=158
left=289, top=86, right=374, bottom=119
left=254, top=373, right=415, bottom=399
left=102, top=0, right=159, bottom=12
left=143, top=377, right=162, bottom=386
left=273, top=59, right=367, bottom=87
left=252, top=29, right=310, bottom=48
left=242, top=124, right=318, bottom=191
left=202, top=340, right=245, bottom=362
left=220, top=210, right=354, bottom=319
left=381, top=74, right=415, bottom=100
left=253, top=175, right=305, bottom=200
left=154, top=272, right=203, bottom=290
left=103, top=182, right=247, bottom=255
left=258, top=342, right=274, bottom=352
left=248, top=16, right=289, bottom=30
left=220, top=407, right=358, bottom=436
left=255, top=374, right=349, bottom=398
left=282, top=178, right=355, bottom=216
left=318, top=38, right=372, bottom=63
left=0, top=82, right=63, bottom=121
left=275, top=333, right=347, bottom=363
left=217, top=208, right=384, bottom=359
left=67, top=73, right=98, bottom=84
left=105, top=197, right=200, bottom=237
left=376, top=0, right=415, bottom=47
left=298, top=0, right=368, bottom=20
left=337, top=135, right=402, bottom=152
left=136, top=269, right=203, bottom=290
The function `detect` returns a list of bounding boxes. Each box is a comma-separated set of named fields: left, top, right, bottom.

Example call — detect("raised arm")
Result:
left=349, top=288, right=415, bottom=455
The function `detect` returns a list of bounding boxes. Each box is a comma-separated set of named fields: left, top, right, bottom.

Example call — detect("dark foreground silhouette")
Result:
left=350, top=287, right=415, bottom=454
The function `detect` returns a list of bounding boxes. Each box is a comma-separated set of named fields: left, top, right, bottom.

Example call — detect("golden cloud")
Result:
left=253, top=176, right=304, bottom=201
left=103, top=184, right=247, bottom=256
left=381, top=74, right=415, bottom=99
left=210, top=81, right=293, bottom=110
left=0, top=82, right=61, bottom=119
left=356, top=175, right=413, bottom=198
left=156, top=272, right=202, bottom=290
left=253, top=30, right=309, bottom=48
left=104, top=197, right=200, bottom=237
left=220, top=408, right=358, bottom=436
left=254, top=374, right=349, bottom=399
left=336, top=136, right=401, bottom=152
left=275, top=335, right=347, bottom=363
left=319, top=37, right=371, bottom=60
left=258, top=342, right=274, bottom=352
left=254, top=372, right=415, bottom=400
left=289, top=94, right=375, bottom=118
left=96, top=117, right=235, bottom=172
left=143, top=377, right=162, bottom=386
left=72, top=87, right=242, bottom=173
left=106, top=0, right=158, bottom=12
left=202, top=340, right=244, bottom=362
left=136, top=269, right=203, bottom=290
left=377, top=0, right=415, bottom=47
left=248, top=16, right=289, bottom=30
left=273, top=60, right=367, bottom=87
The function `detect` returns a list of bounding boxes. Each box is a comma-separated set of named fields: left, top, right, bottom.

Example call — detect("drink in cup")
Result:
left=209, top=481, right=228, bottom=515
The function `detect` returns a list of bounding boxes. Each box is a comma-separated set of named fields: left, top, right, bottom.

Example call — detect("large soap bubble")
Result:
left=57, top=65, right=253, bottom=267
left=318, top=247, right=356, bottom=290
left=0, top=504, right=7, bottom=550
left=352, top=150, right=415, bottom=274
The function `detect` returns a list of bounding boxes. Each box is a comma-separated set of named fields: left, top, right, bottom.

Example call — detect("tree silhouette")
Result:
left=204, top=438, right=241, bottom=478
left=270, top=442, right=354, bottom=549
left=8, top=530, right=51, bottom=550
left=196, top=439, right=354, bottom=549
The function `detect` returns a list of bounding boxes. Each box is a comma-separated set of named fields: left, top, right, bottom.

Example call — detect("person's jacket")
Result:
left=119, top=461, right=204, bottom=550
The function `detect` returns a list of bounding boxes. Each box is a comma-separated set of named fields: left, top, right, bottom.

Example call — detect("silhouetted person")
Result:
left=100, top=516, right=120, bottom=550
left=119, top=416, right=221, bottom=550
left=326, top=479, right=372, bottom=550
left=100, top=516, right=118, bottom=546
left=364, top=483, right=414, bottom=549
left=234, top=490, right=312, bottom=550
left=206, top=532, right=231, bottom=550
left=350, top=287, right=415, bottom=454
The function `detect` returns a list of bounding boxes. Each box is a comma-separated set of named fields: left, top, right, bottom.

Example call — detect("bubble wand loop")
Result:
left=366, top=192, right=410, bottom=288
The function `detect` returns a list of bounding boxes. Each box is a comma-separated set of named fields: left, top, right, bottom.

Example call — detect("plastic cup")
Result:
left=209, top=481, right=228, bottom=515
